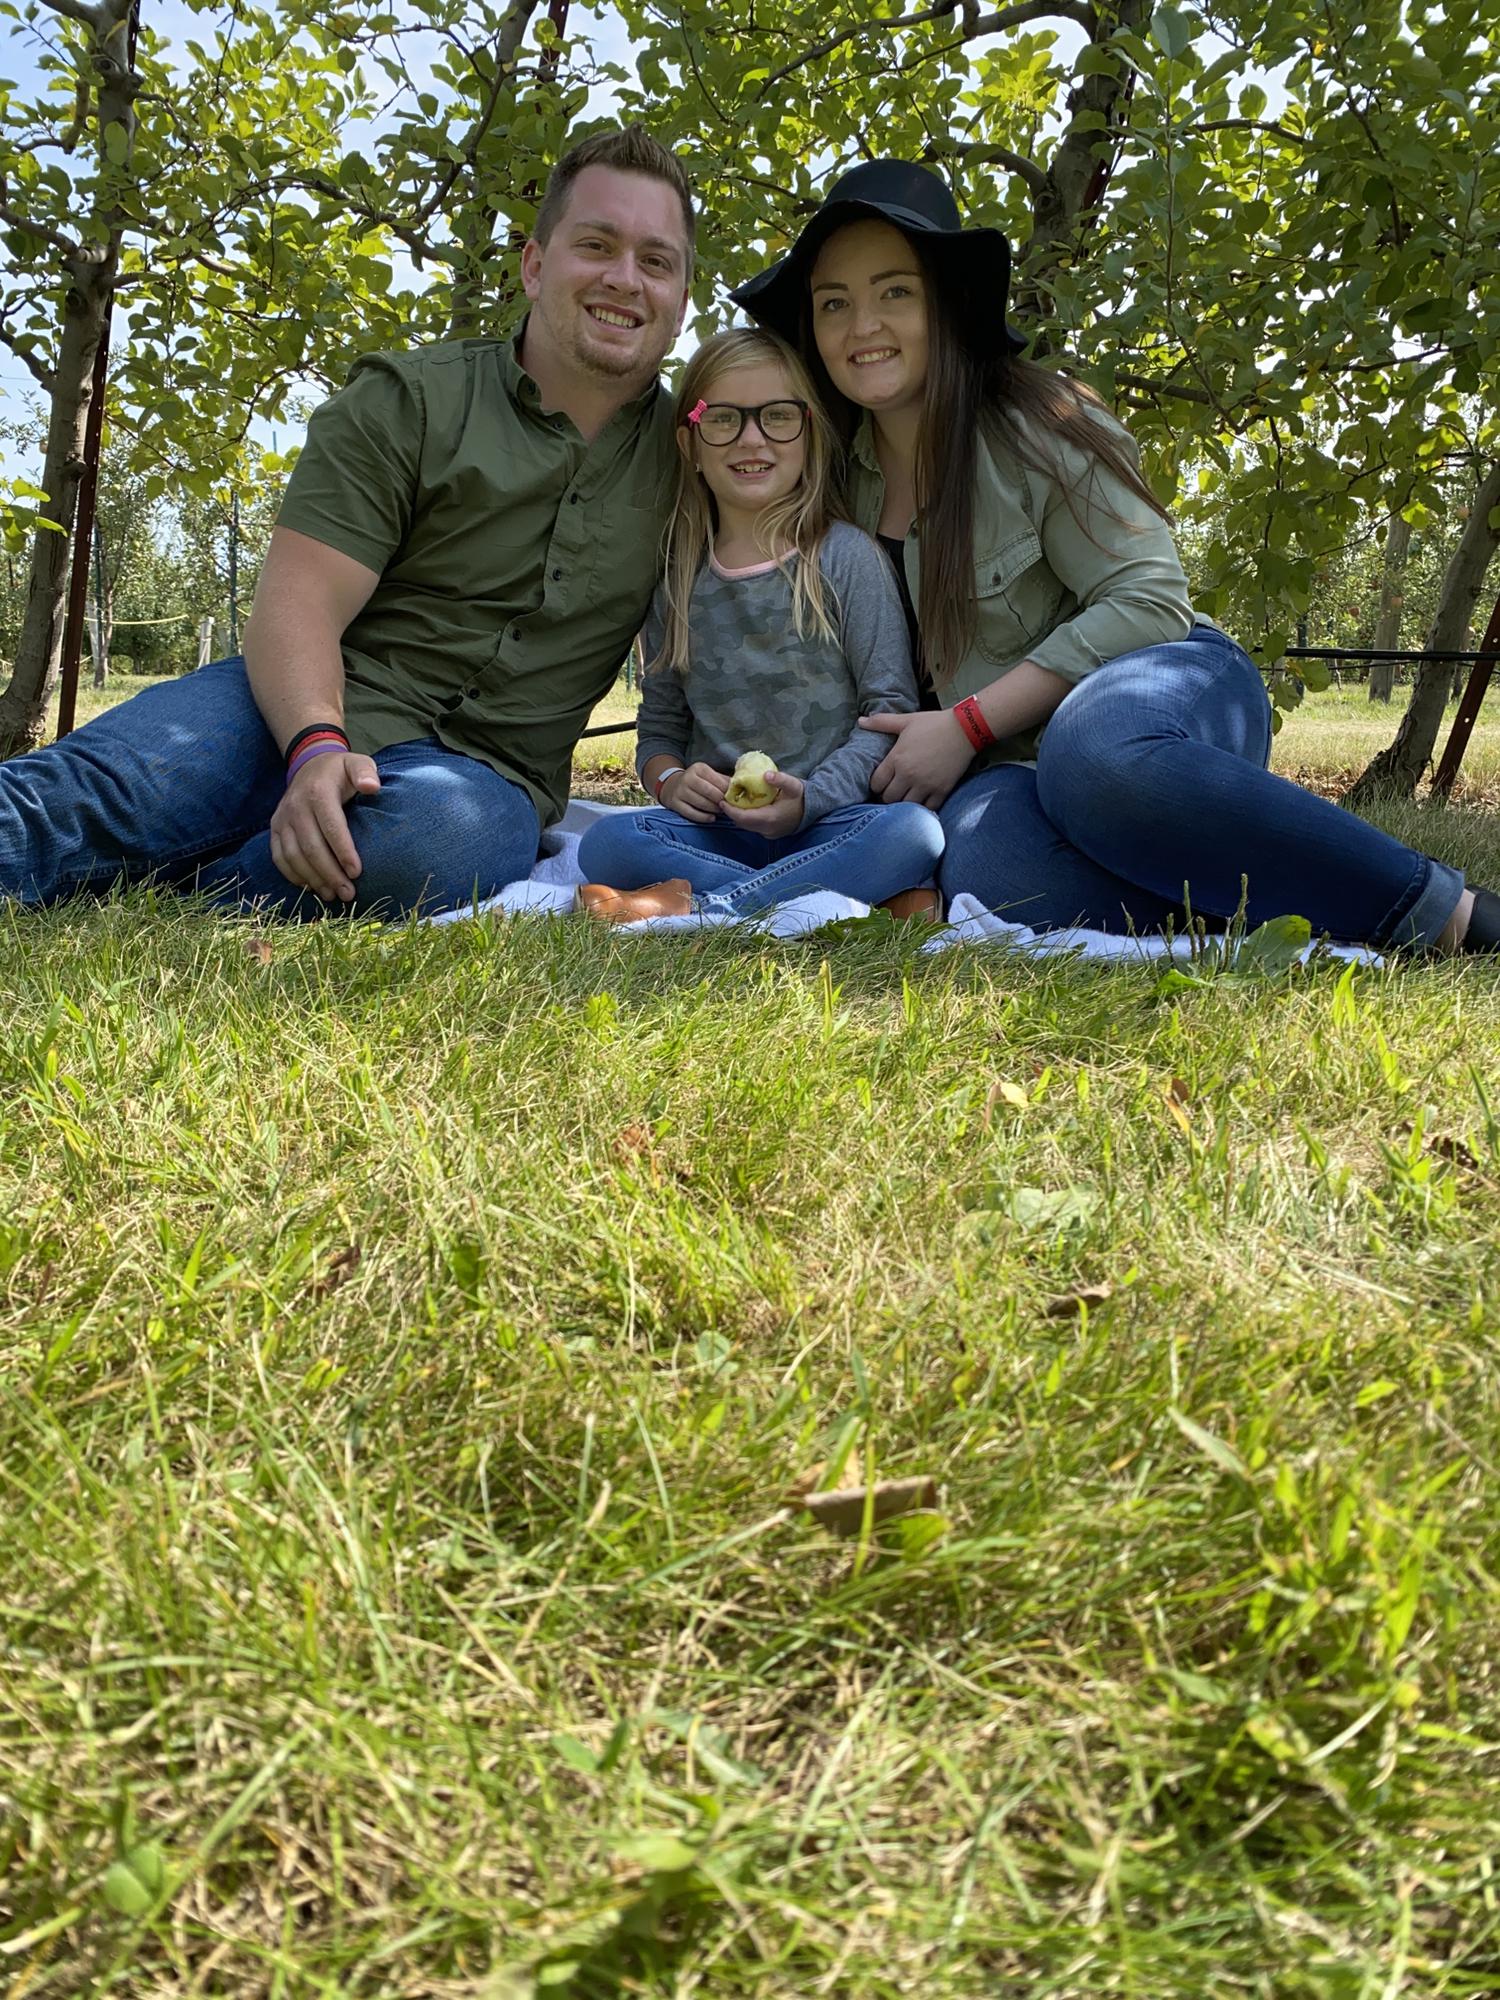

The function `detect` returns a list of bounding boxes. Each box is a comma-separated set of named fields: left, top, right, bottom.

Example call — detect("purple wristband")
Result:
left=286, top=739, right=349, bottom=784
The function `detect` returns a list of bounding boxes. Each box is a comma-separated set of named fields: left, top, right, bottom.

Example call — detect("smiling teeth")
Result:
left=853, top=349, right=897, bottom=364
left=590, top=308, right=639, bottom=328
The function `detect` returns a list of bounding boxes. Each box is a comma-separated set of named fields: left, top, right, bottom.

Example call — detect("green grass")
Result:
left=3, top=685, right=1500, bottom=1995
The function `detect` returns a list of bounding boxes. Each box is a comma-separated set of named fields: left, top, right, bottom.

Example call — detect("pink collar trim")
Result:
left=709, top=544, right=786, bottom=579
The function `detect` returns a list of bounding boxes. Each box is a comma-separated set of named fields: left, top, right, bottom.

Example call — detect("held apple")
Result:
left=724, top=751, right=779, bottom=808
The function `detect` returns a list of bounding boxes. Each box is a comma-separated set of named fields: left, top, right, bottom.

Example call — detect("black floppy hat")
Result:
left=729, top=159, right=1026, bottom=356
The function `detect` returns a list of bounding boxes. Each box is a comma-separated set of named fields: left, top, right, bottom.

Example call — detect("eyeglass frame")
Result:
left=684, top=397, right=810, bottom=446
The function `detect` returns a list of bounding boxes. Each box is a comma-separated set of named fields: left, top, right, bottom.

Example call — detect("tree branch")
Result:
left=1112, top=370, right=1214, bottom=405
left=408, top=0, right=541, bottom=229
left=925, top=139, right=1048, bottom=196
left=0, top=196, right=84, bottom=262
left=0, top=321, right=56, bottom=393
left=36, top=0, right=105, bottom=29
left=757, top=1, right=958, bottom=97
left=1193, top=117, right=1306, bottom=144
left=756, top=0, right=1092, bottom=97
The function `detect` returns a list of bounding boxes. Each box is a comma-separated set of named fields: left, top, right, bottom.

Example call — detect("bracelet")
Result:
left=651, top=764, right=685, bottom=802
left=952, top=696, right=995, bottom=752
left=284, top=722, right=350, bottom=766
left=286, top=738, right=350, bottom=783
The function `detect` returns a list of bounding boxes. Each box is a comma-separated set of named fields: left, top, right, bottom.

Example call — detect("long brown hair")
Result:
left=654, top=328, right=845, bottom=675
left=802, top=234, right=1170, bottom=684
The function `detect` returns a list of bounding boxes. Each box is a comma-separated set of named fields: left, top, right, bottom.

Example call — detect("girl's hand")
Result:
left=721, top=769, right=804, bottom=839
left=859, top=710, right=975, bottom=810
left=661, top=761, right=730, bottom=823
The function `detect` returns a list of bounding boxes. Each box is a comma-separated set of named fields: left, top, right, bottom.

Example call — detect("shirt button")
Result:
left=551, top=567, right=562, bottom=581
left=465, top=685, right=479, bottom=699
left=569, top=493, right=579, bottom=505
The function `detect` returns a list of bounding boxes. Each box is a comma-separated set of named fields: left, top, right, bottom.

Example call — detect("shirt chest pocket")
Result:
left=973, top=526, right=1064, bottom=668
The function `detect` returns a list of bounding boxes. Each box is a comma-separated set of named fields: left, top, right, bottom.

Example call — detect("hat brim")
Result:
left=730, top=199, right=1026, bottom=356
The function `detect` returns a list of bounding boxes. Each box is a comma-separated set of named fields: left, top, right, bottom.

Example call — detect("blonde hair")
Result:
left=653, top=328, right=844, bottom=675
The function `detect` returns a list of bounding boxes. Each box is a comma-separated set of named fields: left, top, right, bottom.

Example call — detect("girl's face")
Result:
left=682, top=359, right=809, bottom=524
left=809, top=219, right=931, bottom=418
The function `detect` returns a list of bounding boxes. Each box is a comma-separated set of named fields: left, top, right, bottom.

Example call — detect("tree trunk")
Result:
left=89, top=517, right=112, bottom=686
left=0, top=276, right=113, bottom=756
left=1345, top=459, right=1500, bottom=804
left=1368, top=510, right=1411, bottom=702
left=1010, top=0, right=1149, bottom=333
left=0, top=0, right=138, bottom=760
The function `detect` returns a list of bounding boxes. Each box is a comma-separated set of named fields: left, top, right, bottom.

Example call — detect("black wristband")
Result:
left=283, top=722, right=350, bottom=766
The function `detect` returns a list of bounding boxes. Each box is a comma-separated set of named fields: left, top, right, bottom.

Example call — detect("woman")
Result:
left=732, top=161, right=1498, bottom=953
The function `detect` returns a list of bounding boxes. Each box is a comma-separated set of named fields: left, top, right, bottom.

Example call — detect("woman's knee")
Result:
left=883, top=800, right=946, bottom=871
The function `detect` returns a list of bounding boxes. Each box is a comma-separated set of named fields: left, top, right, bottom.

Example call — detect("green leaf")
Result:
left=1168, top=1405, right=1249, bottom=1480
left=550, top=1733, right=599, bottom=1774
left=102, top=1842, right=167, bottom=1917
left=1355, top=1378, right=1399, bottom=1407
left=1231, top=914, right=1312, bottom=978
left=1004, top=1185, right=1099, bottom=1232
left=103, top=121, right=130, bottom=165
left=1238, top=82, right=1266, bottom=118
left=1150, top=4, right=1193, bottom=59
left=614, top=1832, right=699, bottom=1875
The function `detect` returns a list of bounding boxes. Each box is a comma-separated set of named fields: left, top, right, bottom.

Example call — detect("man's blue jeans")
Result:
left=0, top=658, right=541, bottom=919
left=938, top=630, right=1466, bottom=948
left=577, top=799, right=945, bottom=916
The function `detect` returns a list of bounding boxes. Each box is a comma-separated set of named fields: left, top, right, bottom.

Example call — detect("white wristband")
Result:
left=650, top=765, right=685, bottom=802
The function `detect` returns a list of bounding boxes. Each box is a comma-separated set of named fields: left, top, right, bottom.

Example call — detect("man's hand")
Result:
left=859, top=710, right=974, bottom=810
left=721, top=769, right=805, bottom=839
left=268, top=751, right=381, bottom=901
left=660, top=761, right=731, bottom=823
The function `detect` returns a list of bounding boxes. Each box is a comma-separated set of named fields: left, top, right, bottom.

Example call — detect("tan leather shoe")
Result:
left=575, top=878, right=694, bottom=923
left=877, top=887, right=945, bottom=922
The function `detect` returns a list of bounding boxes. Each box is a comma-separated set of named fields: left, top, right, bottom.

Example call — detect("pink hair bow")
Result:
left=685, top=398, right=707, bottom=425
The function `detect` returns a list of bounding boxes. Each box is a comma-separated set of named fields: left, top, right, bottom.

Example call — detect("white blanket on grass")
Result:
left=428, top=799, right=1376, bottom=965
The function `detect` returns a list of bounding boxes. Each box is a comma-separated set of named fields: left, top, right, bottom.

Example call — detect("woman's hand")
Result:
left=859, top=710, right=974, bottom=810
left=721, top=769, right=805, bottom=839
left=660, top=761, right=730, bottom=823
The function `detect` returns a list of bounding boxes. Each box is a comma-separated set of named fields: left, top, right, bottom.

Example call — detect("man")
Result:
left=0, top=126, right=693, bottom=916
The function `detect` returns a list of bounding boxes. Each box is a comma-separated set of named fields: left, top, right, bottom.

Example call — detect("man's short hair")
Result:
left=533, top=125, right=696, bottom=274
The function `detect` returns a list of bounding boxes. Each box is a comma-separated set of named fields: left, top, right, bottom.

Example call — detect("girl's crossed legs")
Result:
left=577, top=799, right=943, bottom=918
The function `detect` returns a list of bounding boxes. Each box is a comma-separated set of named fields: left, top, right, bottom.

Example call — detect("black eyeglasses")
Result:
left=688, top=399, right=809, bottom=446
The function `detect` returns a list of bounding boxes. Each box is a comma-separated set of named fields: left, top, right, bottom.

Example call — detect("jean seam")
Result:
left=44, top=811, right=280, bottom=898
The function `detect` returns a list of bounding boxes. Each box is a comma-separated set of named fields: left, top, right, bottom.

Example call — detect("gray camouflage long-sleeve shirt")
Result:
left=633, top=521, right=920, bottom=828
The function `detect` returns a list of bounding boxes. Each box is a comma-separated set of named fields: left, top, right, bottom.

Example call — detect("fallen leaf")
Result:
left=1163, top=1077, right=1192, bottom=1137
left=1045, top=1281, right=1114, bottom=1319
left=1429, top=1133, right=1480, bottom=1170
left=612, top=1122, right=654, bottom=1160
left=308, top=1244, right=362, bottom=1302
left=983, top=1078, right=1029, bottom=1126
left=244, top=937, right=273, bottom=966
left=799, top=1475, right=939, bottom=1537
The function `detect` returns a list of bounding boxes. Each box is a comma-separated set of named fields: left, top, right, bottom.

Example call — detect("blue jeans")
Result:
left=938, top=631, right=1465, bottom=948
left=0, top=657, right=541, bottom=919
left=576, top=799, right=945, bottom=917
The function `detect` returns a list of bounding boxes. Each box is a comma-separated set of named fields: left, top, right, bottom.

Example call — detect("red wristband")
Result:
left=651, top=764, right=685, bottom=802
left=952, top=696, right=995, bottom=752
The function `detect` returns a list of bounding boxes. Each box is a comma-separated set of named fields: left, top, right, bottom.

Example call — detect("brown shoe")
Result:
left=576, top=878, right=694, bottom=923
left=877, top=887, right=944, bottom=922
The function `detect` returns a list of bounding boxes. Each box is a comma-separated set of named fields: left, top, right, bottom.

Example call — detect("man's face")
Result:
left=521, top=165, right=691, bottom=386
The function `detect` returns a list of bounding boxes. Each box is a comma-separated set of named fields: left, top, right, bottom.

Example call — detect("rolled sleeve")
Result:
left=1024, top=441, right=1194, bottom=683
left=276, top=356, right=425, bottom=574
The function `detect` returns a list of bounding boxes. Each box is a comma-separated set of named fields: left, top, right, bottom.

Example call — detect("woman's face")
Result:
left=809, top=219, right=930, bottom=418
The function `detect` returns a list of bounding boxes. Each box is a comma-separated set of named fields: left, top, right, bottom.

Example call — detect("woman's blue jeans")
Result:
left=938, top=630, right=1465, bottom=948
left=0, top=657, right=540, bottom=919
left=577, top=799, right=945, bottom=917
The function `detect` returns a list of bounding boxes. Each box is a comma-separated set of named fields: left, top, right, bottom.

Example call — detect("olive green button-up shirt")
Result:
left=847, top=408, right=1206, bottom=765
left=276, top=332, right=676, bottom=827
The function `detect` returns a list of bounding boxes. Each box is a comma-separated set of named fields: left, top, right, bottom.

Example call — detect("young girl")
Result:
left=574, top=327, right=945, bottom=923
left=730, top=160, right=1500, bottom=954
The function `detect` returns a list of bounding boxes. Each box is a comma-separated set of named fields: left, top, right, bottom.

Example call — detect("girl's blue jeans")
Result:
left=938, top=629, right=1465, bottom=948
left=577, top=799, right=945, bottom=917
left=0, top=657, right=540, bottom=919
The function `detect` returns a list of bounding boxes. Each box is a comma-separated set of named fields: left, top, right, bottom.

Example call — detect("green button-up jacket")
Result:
left=846, top=408, right=1204, bottom=763
left=276, top=333, right=676, bottom=826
